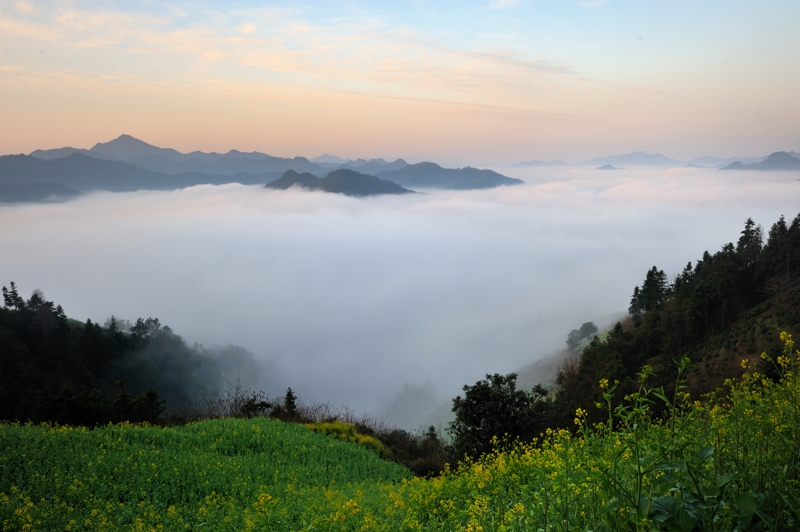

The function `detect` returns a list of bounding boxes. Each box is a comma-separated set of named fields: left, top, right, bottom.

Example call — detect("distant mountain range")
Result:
left=8, top=136, right=795, bottom=204
left=316, top=158, right=410, bottom=176
left=686, top=155, right=763, bottom=167
left=514, top=150, right=800, bottom=168
left=581, top=152, right=681, bottom=167
left=376, top=162, right=522, bottom=189
left=513, top=160, right=568, bottom=168
left=719, top=151, right=800, bottom=171
left=31, top=134, right=323, bottom=176
left=1, top=135, right=520, bottom=203
left=0, top=153, right=278, bottom=193
left=266, top=169, right=413, bottom=197
left=311, top=153, right=350, bottom=165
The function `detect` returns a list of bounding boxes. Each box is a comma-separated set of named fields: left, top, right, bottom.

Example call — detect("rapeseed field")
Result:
left=2, top=333, right=799, bottom=531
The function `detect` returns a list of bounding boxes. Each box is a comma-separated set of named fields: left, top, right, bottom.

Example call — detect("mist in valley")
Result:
left=1, top=166, right=797, bottom=428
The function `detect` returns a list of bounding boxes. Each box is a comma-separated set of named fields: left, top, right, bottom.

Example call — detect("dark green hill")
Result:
left=550, top=212, right=800, bottom=429
left=0, top=283, right=274, bottom=424
left=266, top=169, right=413, bottom=196
left=377, top=162, right=522, bottom=189
left=684, top=279, right=800, bottom=396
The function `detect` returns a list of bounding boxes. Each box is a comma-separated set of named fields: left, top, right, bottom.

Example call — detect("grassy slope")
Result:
left=0, top=417, right=410, bottom=530
left=683, top=279, right=800, bottom=397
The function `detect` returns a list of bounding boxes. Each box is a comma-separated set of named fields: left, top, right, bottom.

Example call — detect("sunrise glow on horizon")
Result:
left=1, top=0, right=798, bottom=164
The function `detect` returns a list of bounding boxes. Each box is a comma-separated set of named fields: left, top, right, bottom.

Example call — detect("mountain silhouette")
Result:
left=90, top=134, right=184, bottom=160
left=582, top=151, right=681, bottom=167
left=31, top=134, right=325, bottom=176
left=377, top=162, right=521, bottom=189
left=266, top=169, right=413, bottom=196
left=0, top=153, right=280, bottom=199
left=26, top=135, right=520, bottom=190
left=513, top=160, right=567, bottom=168
left=0, top=182, right=81, bottom=203
left=265, top=171, right=322, bottom=190
left=719, top=151, right=800, bottom=171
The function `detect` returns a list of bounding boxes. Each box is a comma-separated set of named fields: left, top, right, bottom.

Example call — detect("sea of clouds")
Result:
left=1, top=166, right=797, bottom=426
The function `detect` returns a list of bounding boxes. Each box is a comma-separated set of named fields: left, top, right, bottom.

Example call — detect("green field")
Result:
left=0, top=418, right=411, bottom=530
left=2, top=334, right=799, bottom=531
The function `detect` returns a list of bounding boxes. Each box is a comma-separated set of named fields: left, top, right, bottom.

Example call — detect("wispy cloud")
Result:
left=490, top=0, right=519, bottom=9
left=0, top=4, right=580, bottom=111
left=2, top=1, right=795, bottom=160
left=13, top=0, right=40, bottom=15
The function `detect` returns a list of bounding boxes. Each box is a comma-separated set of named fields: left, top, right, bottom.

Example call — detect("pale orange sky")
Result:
left=1, top=0, right=798, bottom=164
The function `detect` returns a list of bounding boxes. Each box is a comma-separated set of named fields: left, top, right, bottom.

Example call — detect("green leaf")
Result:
left=733, top=492, right=761, bottom=513
left=652, top=461, right=686, bottom=472
left=781, top=492, right=799, bottom=513
left=715, top=473, right=733, bottom=488
left=673, top=508, right=699, bottom=532
left=650, top=496, right=699, bottom=531
left=692, top=446, right=713, bottom=466
left=651, top=496, right=681, bottom=523
left=733, top=492, right=765, bottom=530
left=753, top=508, right=773, bottom=528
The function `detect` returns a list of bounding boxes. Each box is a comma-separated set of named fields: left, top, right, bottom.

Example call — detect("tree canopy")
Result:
left=0, top=284, right=248, bottom=425
left=448, top=373, right=551, bottom=459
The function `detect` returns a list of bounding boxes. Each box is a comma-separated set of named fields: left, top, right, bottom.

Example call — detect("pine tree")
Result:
left=283, top=387, right=297, bottom=413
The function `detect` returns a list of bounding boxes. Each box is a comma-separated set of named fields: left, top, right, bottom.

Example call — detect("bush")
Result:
left=448, top=373, right=551, bottom=460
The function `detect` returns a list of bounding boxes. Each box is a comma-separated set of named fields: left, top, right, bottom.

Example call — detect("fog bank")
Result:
left=1, top=166, right=797, bottom=423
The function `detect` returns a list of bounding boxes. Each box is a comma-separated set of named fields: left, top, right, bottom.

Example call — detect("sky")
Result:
left=1, top=166, right=798, bottom=423
left=1, top=0, right=799, bottom=164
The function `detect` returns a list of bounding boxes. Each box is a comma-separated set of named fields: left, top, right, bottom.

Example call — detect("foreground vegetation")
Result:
left=2, top=333, right=798, bottom=531
left=2, top=212, right=799, bottom=529
left=0, top=417, right=411, bottom=531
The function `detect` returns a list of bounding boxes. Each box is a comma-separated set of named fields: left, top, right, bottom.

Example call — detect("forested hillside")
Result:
left=0, top=285, right=267, bottom=425
left=443, top=212, right=800, bottom=460
left=551, top=212, right=800, bottom=428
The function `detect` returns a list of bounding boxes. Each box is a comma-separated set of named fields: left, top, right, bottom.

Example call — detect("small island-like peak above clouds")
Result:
left=265, top=169, right=414, bottom=197
left=719, top=151, right=800, bottom=171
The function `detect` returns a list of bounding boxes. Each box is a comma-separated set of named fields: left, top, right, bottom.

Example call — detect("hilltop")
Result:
left=581, top=151, right=682, bottom=167
left=266, top=169, right=414, bottom=197
left=720, top=151, right=800, bottom=171
left=377, top=162, right=522, bottom=189
left=31, top=134, right=322, bottom=176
